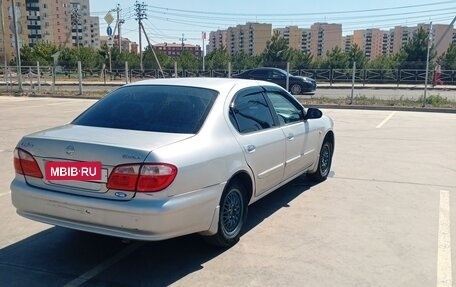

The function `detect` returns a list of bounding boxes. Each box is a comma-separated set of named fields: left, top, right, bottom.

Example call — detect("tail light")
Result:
left=107, top=163, right=177, bottom=192
left=14, top=148, right=43, bottom=178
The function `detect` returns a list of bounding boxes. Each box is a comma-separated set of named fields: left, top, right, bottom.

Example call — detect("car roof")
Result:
left=125, top=77, right=257, bottom=92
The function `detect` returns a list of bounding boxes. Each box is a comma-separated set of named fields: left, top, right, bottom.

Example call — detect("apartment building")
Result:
left=0, top=0, right=28, bottom=63
left=154, top=43, right=202, bottom=57
left=207, top=29, right=227, bottom=54
left=418, top=24, right=453, bottom=56
left=70, top=0, right=100, bottom=49
left=343, top=35, right=353, bottom=53
left=274, top=26, right=311, bottom=53
left=310, top=23, right=342, bottom=57
left=391, top=26, right=417, bottom=54
left=31, top=0, right=72, bottom=47
left=353, top=29, right=386, bottom=59
left=226, top=23, right=272, bottom=56
left=387, top=24, right=454, bottom=57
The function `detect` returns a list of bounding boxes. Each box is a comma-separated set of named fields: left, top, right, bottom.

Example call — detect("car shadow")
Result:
left=0, top=175, right=317, bottom=287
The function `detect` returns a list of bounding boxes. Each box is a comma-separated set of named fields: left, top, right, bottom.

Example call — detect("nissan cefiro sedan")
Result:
left=11, top=78, right=334, bottom=247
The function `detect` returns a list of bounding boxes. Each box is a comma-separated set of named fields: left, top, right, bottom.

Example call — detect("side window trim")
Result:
left=264, top=90, right=304, bottom=125
left=229, top=87, right=278, bottom=134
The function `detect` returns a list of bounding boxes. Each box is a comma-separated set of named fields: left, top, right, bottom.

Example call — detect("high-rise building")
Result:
left=310, top=23, right=342, bottom=57
left=29, top=0, right=73, bottom=47
left=388, top=24, right=454, bottom=57
left=353, top=29, right=386, bottom=59
left=0, top=0, right=28, bottom=64
left=390, top=26, right=416, bottom=55
left=70, top=0, right=100, bottom=49
left=418, top=23, right=453, bottom=56
left=207, top=30, right=227, bottom=54
left=343, top=35, right=353, bottom=53
left=226, top=23, right=272, bottom=56
left=274, top=26, right=311, bottom=53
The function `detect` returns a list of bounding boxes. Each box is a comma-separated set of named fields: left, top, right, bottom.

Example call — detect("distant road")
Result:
left=1, top=81, right=455, bottom=101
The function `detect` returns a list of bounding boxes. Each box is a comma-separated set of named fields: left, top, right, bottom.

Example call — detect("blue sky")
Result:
left=89, top=0, right=456, bottom=45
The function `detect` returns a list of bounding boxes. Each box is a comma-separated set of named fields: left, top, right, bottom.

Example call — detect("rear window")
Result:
left=72, top=85, right=218, bottom=134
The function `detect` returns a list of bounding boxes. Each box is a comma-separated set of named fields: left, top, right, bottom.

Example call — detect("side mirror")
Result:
left=304, top=107, right=323, bottom=120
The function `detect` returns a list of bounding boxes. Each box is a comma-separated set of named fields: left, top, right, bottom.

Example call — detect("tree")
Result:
left=289, top=49, right=313, bottom=70
left=205, top=48, right=230, bottom=70
left=438, top=44, right=456, bottom=70
left=59, top=47, right=79, bottom=69
left=143, top=47, right=172, bottom=70
left=78, top=46, right=104, bottom=70
left=399, top=27, right=436, bottom=69
left=231, top=51, right=259, bottom=70
left=260, top=30, right=290, bottom=68
left=177, top=50, right=199, bottom=70
left=321, top=46, right=348, bottom=69
left=366, top=54, right=401, bottom=69
left=347, top=44, right=367, bottom=69
left=20, top=41, right=59, bottom=66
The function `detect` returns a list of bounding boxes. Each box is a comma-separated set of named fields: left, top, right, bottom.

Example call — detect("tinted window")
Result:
left=72, top=85, right=218, bottom=134
left=265, top=91, right=303, bottom=125
left=250, top=70, right=267, bottom=78
left=230, top=92, right=276, bottom=133
left=271, top=70, right=285, bottom=79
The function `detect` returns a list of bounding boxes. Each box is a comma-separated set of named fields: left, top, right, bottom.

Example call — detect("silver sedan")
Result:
left=11, top=78, right=334, bottom=247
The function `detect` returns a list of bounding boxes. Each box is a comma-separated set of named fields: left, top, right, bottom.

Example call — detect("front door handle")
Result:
left=287, top=133, right=294, bottom=140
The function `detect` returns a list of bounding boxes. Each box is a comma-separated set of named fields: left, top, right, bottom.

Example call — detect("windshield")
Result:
left=72, top=85, right=218, bottom=134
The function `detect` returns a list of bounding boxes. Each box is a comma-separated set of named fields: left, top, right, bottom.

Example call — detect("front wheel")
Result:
left=290, top=84, right=302, bottom=95
left=308, top=140, right=333, bottom=182
left=204, top=181, right=247, bottom=248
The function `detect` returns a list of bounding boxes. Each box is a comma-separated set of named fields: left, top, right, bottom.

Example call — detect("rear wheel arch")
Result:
left=226, top=171, right=253, bottom=204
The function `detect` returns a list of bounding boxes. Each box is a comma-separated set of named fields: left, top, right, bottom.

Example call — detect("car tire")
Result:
left=308, top=140, right=333, bottom=182
left=204, top=181, right=248, bottom=248
left=290, top=84, right=302, bottom=95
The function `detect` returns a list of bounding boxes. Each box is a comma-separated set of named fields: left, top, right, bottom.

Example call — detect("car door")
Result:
left=264, top=89, right=315, bottom=179
left=229, top=88, right=286, bottom=196
left=248, top=69, right=268, bottom=81
left=270, top=69, right=287, bottom=89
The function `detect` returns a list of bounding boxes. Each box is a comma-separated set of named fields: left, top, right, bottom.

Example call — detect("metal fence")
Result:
left=2, top=64, right=455, bottom=88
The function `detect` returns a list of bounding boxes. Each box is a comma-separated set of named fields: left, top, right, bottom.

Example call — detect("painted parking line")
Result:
left=376, top=111, right=397, bottom=129
left=63, top=241, right=145, bottom=287
left=437, top=190, right=452, bottom=287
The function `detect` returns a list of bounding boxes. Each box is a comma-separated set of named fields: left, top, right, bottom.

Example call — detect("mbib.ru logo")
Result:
left=45, top=161, right=102, bottom=181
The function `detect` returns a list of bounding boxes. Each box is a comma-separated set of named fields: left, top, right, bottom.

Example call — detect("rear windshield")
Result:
left=72, top=85, right=218, bottom=134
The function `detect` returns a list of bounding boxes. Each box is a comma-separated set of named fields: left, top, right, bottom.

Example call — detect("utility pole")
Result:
left=179, top=33, right=187, bottom=53
left=1, top=0, right=8, bottom=82
left=423, top=22, right=432, bottom=107
left=202, top=32, right=206, bottom=72
left=135, top=1, right=147, bottom=72
left=434, top=16, right=456, bottom=51
left=11, top=0, right=22, bottom=93
left=114, top=4, right=124, bottom=52
left=140, top=23, right=164, bottom=78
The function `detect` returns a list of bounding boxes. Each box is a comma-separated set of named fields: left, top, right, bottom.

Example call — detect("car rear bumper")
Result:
left=11, top=178, right=224, bottom=241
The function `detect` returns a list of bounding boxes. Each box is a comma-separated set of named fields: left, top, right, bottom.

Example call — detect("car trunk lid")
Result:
left=18, top=124, right=192, bottom=200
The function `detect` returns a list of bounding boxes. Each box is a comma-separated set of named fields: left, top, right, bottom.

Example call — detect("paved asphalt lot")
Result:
left=0, top=96, right=455, bottom=287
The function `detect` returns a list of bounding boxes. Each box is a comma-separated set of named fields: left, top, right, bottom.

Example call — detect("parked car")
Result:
left=11, top=78, right=334, bottom=247
left=233, top=67, right=317, bottom=95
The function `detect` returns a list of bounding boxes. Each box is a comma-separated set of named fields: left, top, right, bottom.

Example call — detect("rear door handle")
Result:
left=245, top=145, right=256, bottom=153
